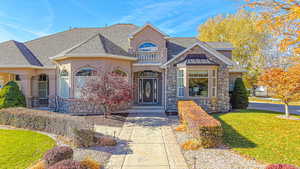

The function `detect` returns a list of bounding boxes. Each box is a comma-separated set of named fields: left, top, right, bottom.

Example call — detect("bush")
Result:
left=29, top=160, right=46, bottom=169
left=0, top=81, right=26, bottom=109
left=265, top=164, right=298, bottom=169
left=96, top=136, right=117, bottom=146
left=0, top=108, right=93, bottom=137
left=80, top=157, right=101, bottom=169
left=230, top=78, right=249, bottom=109
left=178, top=100, right=223, bottom=148
left=44, top=146, right=73, bottom=166
left=73, top=129, right=96, bottom=148
left=48, top=160, right=87, bottom=169
left=181, top=139, right=201, bottom=150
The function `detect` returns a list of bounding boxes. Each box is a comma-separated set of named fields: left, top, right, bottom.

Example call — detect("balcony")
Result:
left=133, top=51, right=161, bottom=64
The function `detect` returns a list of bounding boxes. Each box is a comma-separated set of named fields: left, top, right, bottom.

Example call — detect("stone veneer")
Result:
left=165, top=45, right=230, bottom=113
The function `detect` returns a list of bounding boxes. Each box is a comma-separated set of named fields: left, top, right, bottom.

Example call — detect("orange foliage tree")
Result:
left=259, top=59, right=300, bottom=117
left=246, top=0, right=300, bottom=54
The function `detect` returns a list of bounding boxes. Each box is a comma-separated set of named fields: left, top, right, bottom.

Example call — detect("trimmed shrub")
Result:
left=265, top=164, right=298, bottom=169
left=0, top=108, right=93, bottom=137
left=178, top=100, right=223, bottom=148
left=44, top=146, right=73, bottom=166
left=230, top=78, right=249, bottom=109
left=80, top=157, right=101, bottom=169
left=96, top=136, right=117, bottom=146
left=181, top=139, right=201, bottom=150
left=0, top=81, right=26, bottom=109
left=29, top=160, right=46, bottom=169
left=48, top=160, right=87, bottom=169
left=73, top=129, right=96, bottom=148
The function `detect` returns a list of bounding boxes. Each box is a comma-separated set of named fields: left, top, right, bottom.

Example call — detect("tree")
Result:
left=198, top=10, right=270, bottom=90
left=246, top=0, right=300, bottom=55
left=0, top=81, right=26, bottom=109
left=80, top=71, right=132, bottom=117
left=259, top=59, right=300, bottom=117
left=231, top=78, right=249, bottom=109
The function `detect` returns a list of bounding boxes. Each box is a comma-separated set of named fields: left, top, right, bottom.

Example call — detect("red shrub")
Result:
left=43, top=146, right=73, bottom=166
left=265, top=164, right=299, bottom=169
left=178, top=100, right=223, bottom=148
left=48, top=160, right=87, bottom=169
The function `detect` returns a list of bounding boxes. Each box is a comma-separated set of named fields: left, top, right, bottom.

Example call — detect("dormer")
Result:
left=129, top=24, right=168, bottom=64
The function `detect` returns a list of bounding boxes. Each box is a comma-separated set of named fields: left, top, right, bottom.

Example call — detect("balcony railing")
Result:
left=133, top=51, right=161, bottom=63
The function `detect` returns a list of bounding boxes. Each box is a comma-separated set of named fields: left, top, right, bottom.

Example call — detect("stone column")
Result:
left=19, top=74, right=32, bottom=108
left=48, top=72, right=57, bottom=108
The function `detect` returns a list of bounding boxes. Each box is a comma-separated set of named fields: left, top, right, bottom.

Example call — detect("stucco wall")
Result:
left=165, top=45, right=230, bottom=113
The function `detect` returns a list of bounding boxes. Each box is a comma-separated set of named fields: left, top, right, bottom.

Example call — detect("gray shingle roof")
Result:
left=0, top=24, right=233, bottom=68
left=0, top=40, right=42, bottom=67
left=166, top=37, right=233, bottom=60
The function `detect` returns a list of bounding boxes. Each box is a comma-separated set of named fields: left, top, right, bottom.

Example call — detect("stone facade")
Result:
left=165, top=45, right=231, bottom=113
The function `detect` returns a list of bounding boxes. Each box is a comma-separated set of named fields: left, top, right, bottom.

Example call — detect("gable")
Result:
left=162, top=43, right=235, bottom=68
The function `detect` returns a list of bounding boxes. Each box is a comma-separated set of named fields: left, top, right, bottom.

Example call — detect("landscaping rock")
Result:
left=96, top=136, right=117, bottom=146
left=73, top=129, right=96, bottom=148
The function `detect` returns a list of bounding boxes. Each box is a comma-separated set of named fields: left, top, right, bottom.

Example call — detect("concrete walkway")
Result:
left=107, top=113, right=189, bottom=169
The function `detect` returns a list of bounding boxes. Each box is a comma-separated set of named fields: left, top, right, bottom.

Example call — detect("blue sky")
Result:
left=0, top=0, right=244, bottom=43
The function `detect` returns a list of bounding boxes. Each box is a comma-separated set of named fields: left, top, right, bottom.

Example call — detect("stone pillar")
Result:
left=19, top=74, right=32, bottom=108
left=48, top=73, right=57, bottom=108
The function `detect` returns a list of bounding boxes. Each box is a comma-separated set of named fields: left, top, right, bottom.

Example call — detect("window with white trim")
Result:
left=59, top=70, right=70, bottom=98
left=188, top=70, right=208, bottom=97
left=138, top=42, right=158, bottom=52
left=177, top=70, right=184, bottom=97
left=74, top=68, right=97, bottom=98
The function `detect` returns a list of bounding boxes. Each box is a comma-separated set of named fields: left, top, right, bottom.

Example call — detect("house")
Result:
left=0, top=23, right=243, bottom=113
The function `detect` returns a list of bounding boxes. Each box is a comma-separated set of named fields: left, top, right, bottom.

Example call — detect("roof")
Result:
left=176, top=54, right=219, bottom=67
left=166, top=37, right=233, bottom=60
left=0, top=23, right=234, bottom=69
left=0, top=40, right=43, bottom=68
left=129, top=23, right=167, bottom=39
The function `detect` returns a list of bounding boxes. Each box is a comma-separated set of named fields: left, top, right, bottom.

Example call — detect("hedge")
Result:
left=0, top=108, right=93, bottom=137
left=178, top=100, right=223, bottom=148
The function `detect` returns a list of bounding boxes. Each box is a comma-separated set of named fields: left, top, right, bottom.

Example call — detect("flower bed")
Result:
left=178, top=100, right=223, bottom=148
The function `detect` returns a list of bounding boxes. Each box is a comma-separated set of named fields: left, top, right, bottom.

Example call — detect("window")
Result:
left=112, top=69, right=127, bottom=77
left=75, top=68, right=96, bottom=98
left=15, top=74, right=21, bottom=81
left=177, top=70, right=184, bottom=97
left=138, top=42, right=158, bottom=52
left=59, top=70, right=70, bottom=98
left=38, top=74, right=49, bottom=98
left=188, top=70, right=208, bottom=97
left=212, top=70, right=217, bottom=97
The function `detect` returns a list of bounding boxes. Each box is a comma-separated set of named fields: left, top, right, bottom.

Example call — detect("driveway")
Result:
left=248, top=102, right=300, bottom=115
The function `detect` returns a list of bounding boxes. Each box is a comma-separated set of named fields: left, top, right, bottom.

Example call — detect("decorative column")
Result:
left=19, top=74, right=32, bottom=108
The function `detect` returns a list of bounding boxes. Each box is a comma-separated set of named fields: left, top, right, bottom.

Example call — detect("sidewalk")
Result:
left=106, top=113, right=189, bottom=169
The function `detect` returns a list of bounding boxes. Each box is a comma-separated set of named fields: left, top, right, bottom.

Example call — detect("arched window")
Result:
left=138, top=42, right=158, bottom=52
left=59, top=70, right=70, bottom=98
left=75, top=67, right=97, bottom=98
left=112, top=69, right=127, bottom=77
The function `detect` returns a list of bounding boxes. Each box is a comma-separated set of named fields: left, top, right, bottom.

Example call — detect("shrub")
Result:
left=0, top=108, right=93, bottom=137
left=181, top=139, right=201, bottom=150
left=80, top=157, right=101, bottom=169
left=48, top=160, right=87, bottom=169
left=96, top=136, right=117, bottom=146
left=43, top=146, right=73, bottom=166
left=73, top=129, right=96, bottom=148
left=230, top=78, right=249, bottom=109
left=265, top=164, right=299, bottom=169
left=0, top=81, right=26, bottom=109
left=178, top=100, right=223, bottom=148
left=29, top=160, right=46, bottom=169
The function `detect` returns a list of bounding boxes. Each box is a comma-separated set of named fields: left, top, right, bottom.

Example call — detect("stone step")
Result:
left=117, top=106, right=165, bottom=114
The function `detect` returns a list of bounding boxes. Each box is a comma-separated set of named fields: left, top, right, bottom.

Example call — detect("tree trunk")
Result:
left=284, top=103, right=290, bottom=117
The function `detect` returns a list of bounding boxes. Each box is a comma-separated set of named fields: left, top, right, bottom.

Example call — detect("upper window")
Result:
left=188, top=70, right=208, bottom=97
left=75, top=68, right=97, bottom=76
left=138, top=42, right=158, bottom=52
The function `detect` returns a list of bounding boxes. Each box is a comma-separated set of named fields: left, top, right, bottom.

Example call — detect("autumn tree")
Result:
left=81, top=71, right=132, bottom=117
left=198, top=10, right=270, bottom=90
left=246, top=0, right=300, bottom=55
left=259, top=58, right=300, bottom=117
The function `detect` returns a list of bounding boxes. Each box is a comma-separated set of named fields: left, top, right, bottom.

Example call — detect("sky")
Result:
left=0, top=0, right=245, bottom=43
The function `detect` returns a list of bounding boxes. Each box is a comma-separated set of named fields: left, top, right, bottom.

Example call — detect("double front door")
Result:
left=138, top=78, right=158, bottom=104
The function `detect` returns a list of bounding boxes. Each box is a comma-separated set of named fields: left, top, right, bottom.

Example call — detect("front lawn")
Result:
left=0, top=129, right=56, bottom=169
left=213, top=110, right=300, bottom=166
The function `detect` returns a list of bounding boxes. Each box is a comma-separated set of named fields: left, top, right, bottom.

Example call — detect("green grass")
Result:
left=213, top=110, right=300, bottom=166
left=0, top=129, right=56, bottom=169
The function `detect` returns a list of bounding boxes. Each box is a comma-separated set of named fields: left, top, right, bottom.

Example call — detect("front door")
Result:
left=139, top=78, right=158, bottom=104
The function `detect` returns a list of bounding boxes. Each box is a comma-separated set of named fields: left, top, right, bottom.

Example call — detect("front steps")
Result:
left=117, top=105, right=165, bottom=114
